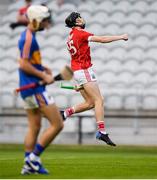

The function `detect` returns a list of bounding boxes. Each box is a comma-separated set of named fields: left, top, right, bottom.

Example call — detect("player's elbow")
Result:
left=86, top=101, right=95, bottom=110
left=19, top=60, right=24, bottom=69
left=19, top=59, right=28, bottom=71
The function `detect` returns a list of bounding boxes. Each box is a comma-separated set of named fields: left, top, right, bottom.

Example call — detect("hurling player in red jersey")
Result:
left=17, top=0, right=32, bottom=25
left=10, top=0, right=32, bottom=29
left=62, top=12, right=128, bottom=146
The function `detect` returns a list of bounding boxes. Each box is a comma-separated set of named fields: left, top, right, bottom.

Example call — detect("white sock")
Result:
left=64, top=107, right=75, bottom=118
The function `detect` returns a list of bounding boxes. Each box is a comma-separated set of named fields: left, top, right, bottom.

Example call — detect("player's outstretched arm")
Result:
left=89, top=34, right=128, bottom=43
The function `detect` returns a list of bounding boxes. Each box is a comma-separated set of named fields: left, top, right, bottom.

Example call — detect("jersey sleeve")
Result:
left=81, top=30, right=94, bottom=42
left=18, top=7, right=27, bottom=15
left=22, top=30, right=33, bottom=60
left=18, top=7, right=24, bottom=15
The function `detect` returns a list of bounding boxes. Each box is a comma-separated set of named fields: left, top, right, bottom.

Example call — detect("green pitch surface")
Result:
left=0, top=144, right=157, bottom=179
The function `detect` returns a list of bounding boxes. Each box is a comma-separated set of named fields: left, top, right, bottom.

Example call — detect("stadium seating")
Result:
left=0, top=0, right=157, bottom=111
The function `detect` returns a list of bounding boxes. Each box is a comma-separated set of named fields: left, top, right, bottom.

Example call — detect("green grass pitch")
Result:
left=0, top=144, right=157, bottom=179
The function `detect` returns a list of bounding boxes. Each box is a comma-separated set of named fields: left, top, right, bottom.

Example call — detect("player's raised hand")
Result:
left=122, top=34, right=128, bottom=41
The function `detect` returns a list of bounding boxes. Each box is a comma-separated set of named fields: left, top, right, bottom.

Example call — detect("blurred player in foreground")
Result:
left=62, top=12, right=128, bottom=146
left=18, top=5, right=64, bottom=174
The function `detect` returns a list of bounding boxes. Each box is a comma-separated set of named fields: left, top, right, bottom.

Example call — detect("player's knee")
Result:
left=32, top=122, right=41, bottom=133
left=54, top=120, right=64, bottom=132
left=87, top=101, right=95, bottom=109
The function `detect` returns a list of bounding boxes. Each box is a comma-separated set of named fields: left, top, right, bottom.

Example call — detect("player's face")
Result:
left=76, top=17, right=86, bottom=29
left=39, top=18, right=52, bottom=31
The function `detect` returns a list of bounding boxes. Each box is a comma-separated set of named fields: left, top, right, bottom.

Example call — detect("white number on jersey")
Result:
left=67, top=34, right=77, bottom=56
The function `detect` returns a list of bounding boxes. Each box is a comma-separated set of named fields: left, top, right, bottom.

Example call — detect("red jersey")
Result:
left=19, top=5, right=30, bottom=15
left=67, top=28, right=94, bottom=71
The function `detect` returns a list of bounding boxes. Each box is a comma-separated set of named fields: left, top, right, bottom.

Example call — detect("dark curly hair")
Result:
left=65, top=12, right=81, bottom=28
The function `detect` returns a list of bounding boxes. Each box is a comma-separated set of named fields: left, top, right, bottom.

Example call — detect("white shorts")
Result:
left=74, top=67, right=97, bottom=86
left=23, top=91, right=54, bottom=109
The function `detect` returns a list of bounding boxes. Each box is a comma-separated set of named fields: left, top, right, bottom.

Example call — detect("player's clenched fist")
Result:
left=42, top=71, right=54, bottom=84
left=121, top=34, right=128, bottom=41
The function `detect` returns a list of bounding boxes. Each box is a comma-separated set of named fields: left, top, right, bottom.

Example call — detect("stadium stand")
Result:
left=0, top=0, right=157, bottom=108
left=1, top=0, right=157, bottom=110
left=1, top=0, right=157, bottom=144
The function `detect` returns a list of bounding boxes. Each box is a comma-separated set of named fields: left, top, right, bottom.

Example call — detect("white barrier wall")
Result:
left=0, top=115, right=157, bottom=145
